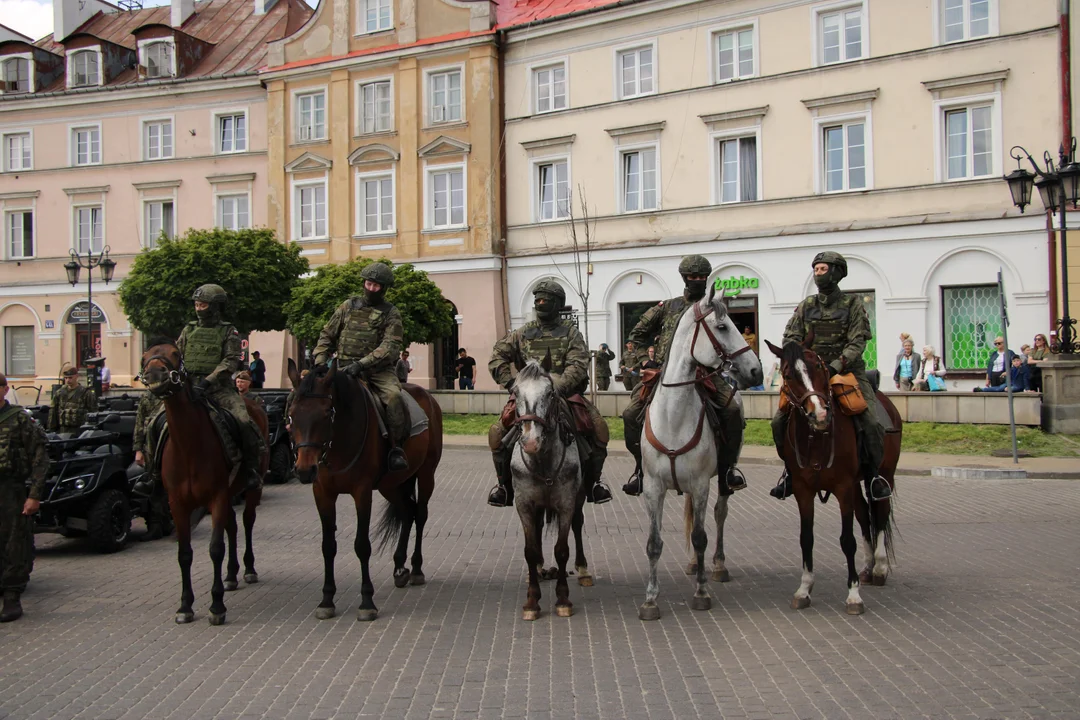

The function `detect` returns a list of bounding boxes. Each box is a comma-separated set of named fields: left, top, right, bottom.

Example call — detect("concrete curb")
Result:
left=931, top=467, right=1028, bottom=480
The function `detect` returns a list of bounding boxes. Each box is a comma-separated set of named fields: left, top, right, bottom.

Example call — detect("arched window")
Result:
left=71, top=50, right=99, bottom=87
left=1, top=57, right=30, bottom=93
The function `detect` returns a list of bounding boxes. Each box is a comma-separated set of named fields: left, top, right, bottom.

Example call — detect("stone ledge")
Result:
left=931, top=466, right=1028, bottom=480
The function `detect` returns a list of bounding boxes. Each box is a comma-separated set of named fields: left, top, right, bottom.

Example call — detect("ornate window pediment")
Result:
left=349, top=143, right=400, bottom=166
left=417, top=135, right=471, bottom=158
left=285, top=151, right=332, bottom=173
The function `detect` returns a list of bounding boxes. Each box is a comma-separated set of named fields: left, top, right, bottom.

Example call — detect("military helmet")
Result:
left=678, top=254, right=712, bottom=277
left=533, top=279, right=566, bottom=308
left=360, top=262, right=395, bottom=289
left=811, top=251, right=848, bottom=279
left=191, top=284, right=229, bottom=305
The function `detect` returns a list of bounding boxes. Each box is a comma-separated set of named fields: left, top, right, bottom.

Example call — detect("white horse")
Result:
left=638, top=285, right=763, bottom=621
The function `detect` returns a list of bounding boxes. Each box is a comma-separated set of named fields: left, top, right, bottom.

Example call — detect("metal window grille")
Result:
left=943, top=284, right=1000, bottom=370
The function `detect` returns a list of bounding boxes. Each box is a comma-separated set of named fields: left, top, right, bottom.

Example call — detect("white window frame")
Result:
left=6, top=209, right=35, bottom=260
left=423, top=162, right=467, bottom=230
left=143, top=198, right=176, bottom=248
left=72, top=203, right=105, bottom=254
left=934, top=0, right=998, bottom=45
left=425, top=65, right=465, bottom=126
left=67, top=47, right=102, bottom=88
left=355, top=168, right=396, bottom=236
left=139, top=39, right=176, bottom=79
left=616, top=142, right=660, bottom=213
left=934, top=92, right=1001, bottom=183
left=356, top=0, right=393, bottom=35
left=811, top=1, right=869, bottom=67
left=69, top=123, right=103, bottom=166
left=356, top=77, right=394, bottom=135
left=613, top=40, right=658, bottom=100
left=0, top=53, right=34, bottom=94
left=291, top=178, right=328, bottom=241
left=813, top=111, right=873, bottom=194
left=213, top=108, right=249, bottom=154
left=142, top=116, right=174, bottom=161
left=709, top=127, right=762, bottom=205
left=2, top=129, right=33, bottom=172
left=530, top=155, right=572, bottom=222
left=709, top=20, right=758, bottom=84
left=293, top=88, right=328, bottom=143
left=216, top=192, right=251, bottom=230
left=531, top=59, right=568, bottom=115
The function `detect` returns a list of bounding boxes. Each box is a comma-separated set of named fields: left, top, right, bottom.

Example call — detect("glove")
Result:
left=828, top=360, right=843, bottom=378
left=344, top=362, right=366, bottom=378
left=195, top=378, right=212, bottom=395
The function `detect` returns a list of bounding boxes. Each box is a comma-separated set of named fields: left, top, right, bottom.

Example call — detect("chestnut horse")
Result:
left=141, top=342, right=269, bottom=625
left=766, top=339, right=900, bottom=615
left=287, top=360, right=442, bottom=622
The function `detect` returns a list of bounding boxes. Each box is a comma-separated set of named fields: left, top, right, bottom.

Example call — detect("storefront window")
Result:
left=620, top=302, right=657, bottom=348
left=847, top=290, right=877, bottom=370
left=4, top=326, right=35, bottom=377
left=942, top=284, right=1000, bottom=370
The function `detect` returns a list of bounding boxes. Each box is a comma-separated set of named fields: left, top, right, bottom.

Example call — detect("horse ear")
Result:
left=707, top=281, right=716, bottom=304
left=764, top=339, right=783, bottom=357
left=325, top=359, right=337, bottom=382
left=287, top=358, right=300, bottom=388
left=541, top=349, right=553, bottom=373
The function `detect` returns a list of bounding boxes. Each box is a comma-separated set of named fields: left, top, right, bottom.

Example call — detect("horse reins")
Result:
left=294, top=386, right=367, bottom=475
left=783, top=352, right=836, bottom=476
left=142, top=353, right=187, bottom=397
left=513, top=394, right=569, bottom=485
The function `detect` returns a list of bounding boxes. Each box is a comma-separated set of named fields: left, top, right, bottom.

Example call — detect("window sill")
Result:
left=215, top=149, right=250, bottom=156
left=72, top=162, right=103, bottom=168
left=294, top=236, right=329, bottom=244
left=536, top=216, right=570, bottom=224
left=944, top=175, right=996, bottom=183
left=289, top=139, right=329, bottom=148
left=815, top=57, right=864, bottom=69
left=423, top=121, right=468, bottom=132
left=1, top=168, right=33, bottom=173
left=354, top=28, right=395, bottom=39
left=618, top=91, right=658, bottom=101
left=535, top=106, right=569, bottom=115
left=819, top=187, right=872, bottom=195
left=352, top=231, right=397, bottom=239
left=421, top=226, right=469, bottom=235
left=618, top=207, right=660, bottom=215
left=353, top=130, right=397, bottom=140
left=714, top=75, right=757, bottom=85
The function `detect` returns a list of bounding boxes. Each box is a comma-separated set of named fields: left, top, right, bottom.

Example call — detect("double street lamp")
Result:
left=63, top=246, right=116, bottom=368
left=1003, top=140, right=1080, bottom=355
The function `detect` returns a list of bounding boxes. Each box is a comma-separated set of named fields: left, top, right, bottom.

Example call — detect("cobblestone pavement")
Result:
left=2, top=449, right=1079, bottom=720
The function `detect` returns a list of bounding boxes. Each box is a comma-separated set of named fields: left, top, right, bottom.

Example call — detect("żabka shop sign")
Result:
left=713, top=275, right=759, bottom=297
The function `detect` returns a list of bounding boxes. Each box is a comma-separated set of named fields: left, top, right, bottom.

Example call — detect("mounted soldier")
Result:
left=313, top=262, right=409, bottom=473
left=486, top=280, right=613, bottom=508
left=621, top=255, right=747, bottom=497
left=769, top=251, right=891, bottom=502
left=48, top=365, right=97, bottom=435
left=177, top=284, right=266, bottom=491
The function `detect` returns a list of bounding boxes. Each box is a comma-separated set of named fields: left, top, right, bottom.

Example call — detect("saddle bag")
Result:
left=638, top=368, right=661, bottom=401
left=831, top=373, right=868, bottom=415
left=499, top=396, right=517, bottom=429
left=565, top=394, right=594, bottom=436
left=778, top=382, right=791, bottom=412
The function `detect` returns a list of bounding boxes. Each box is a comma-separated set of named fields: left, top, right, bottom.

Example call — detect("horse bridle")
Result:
left=292, top=385, right=366, bottom=474
left=782, top=351, right=835, bottom=471
left=142, top=353, right=187, bottom=397
left=511, top=391, right=568, bottom=485
left=662, top=301, right=752, bottom=388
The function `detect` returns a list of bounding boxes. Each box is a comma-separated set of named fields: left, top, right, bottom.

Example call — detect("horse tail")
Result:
left=544, top=508, right=558, bottom=536
left=879, top=488, right=899, bottom=565
left=684, top=495, right=694, bottom=553
left=374, top=496, right=411, bottom=554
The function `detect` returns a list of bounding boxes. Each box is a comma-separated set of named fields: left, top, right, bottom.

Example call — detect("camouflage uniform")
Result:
left=620, top=347, right=638, bottom=391
left=769, top=251, right=888, bottom=500
left=486, top=280, right=611, bottom=507
left=594, top=346, right=615, bottom=391
left=622, top=255, right=747, bottom=496
left=0, top=400, right=49, bottom=622
left=47, top=378, right=97, bottom=434
left=133, top=392, right=164, bottom=459
left=178, top=284, right=266, bottom=489
left=313, top=262, right=408, bottom=472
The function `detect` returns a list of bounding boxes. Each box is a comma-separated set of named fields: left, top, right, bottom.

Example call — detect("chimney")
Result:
left=172, top=0, right=195, bottom=27
left=254, top=0, right=279, bottom=16
left=53, top=0, right=111, bottom=41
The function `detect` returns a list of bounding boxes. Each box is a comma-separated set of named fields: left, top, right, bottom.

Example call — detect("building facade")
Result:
left=0, top=0, right=311, bottom=394
left=503, top=0, right=1061, bottom=389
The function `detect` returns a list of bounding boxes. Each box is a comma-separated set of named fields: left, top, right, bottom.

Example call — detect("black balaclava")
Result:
left=364, top=283, right=387, bottom=306
left=814, top=266, right=842, bottom=294
left=534, top=293, right=560, bottom=325
left=196, top=303, right=220, bottom=326
left=683, top=275, right=708, bottom=301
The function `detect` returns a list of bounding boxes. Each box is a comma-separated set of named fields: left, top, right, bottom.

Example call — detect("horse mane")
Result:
left=298, top=365, right=356, bottom=412
left=782, top=341, right=805, bottom=370
left=146, top=336, right=177, bottom=349
left=516, top=360, right=550, bottom=386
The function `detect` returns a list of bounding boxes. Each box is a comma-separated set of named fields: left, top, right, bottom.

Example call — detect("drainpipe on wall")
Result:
left=1055, top=0, right=1071, bottom=329
left=496, top=30, right=512, bottom=332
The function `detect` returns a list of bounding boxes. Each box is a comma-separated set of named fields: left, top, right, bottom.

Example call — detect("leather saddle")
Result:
left=147, top=397, right=243, bottom=475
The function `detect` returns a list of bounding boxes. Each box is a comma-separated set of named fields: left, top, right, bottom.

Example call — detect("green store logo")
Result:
left=713, top=275, right=759, bottom=297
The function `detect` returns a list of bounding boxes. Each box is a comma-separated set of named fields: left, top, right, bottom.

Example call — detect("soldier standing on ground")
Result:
left=620, top=341, right=638, bottom=391
left=0, top=372, right=50, bottom=622
left=48, top=365, right=97, bottom=435
left=594, top=344, right=615, bottom=391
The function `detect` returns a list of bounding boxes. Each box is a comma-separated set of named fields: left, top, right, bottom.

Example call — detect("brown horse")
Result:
left=141, top=341, right=269, bottom=625
left=287, top=360, right=442, bottom=621
left=766, top=339, right=900, bottom=615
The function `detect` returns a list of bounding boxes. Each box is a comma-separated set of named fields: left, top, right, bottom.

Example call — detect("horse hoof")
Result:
left=859, top=570, right=873, bottom=585
left=315, top=606, right=336, bottom=620
left=847, top=602, right=866, bottom=616
left=356, top=608, right=379, bottom=622
left=555, top=604, right=574, bottom=618
left=208, top=612, right=226, bottom=626
left=522, top=608, right=541, bottom=621
left=791, top=596, right=811, bottom=610
left=639, top=603, right=661, bottom=621
left=224, top=580, right=239, bottom=592
left=175, top=612, right=194, bottom=624
left=244, top=573, right=259, bottom=584
left=393, top=569, right=410, bottom=589
left=872, top=574, right=888, bottom=587
left=578, top=575, right=594, bottom=587
left=691, top=595, right=712, bottom=611
left=685, top=562, right=698, bottom=575
left=410, top=572, right=426, bottom=586
left=711, top=569, right=731, bottom=583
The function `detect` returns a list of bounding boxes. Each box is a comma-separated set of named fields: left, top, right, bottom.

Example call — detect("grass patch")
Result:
left=443, top=414, right=1080, bottom=458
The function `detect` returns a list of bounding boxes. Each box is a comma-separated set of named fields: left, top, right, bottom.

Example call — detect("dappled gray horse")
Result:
left=639, top=286, right=762, bottom=621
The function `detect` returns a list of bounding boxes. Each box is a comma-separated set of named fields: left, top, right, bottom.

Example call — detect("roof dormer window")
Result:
left=1, top=57, right=31, bottom=94
left=142, top=41, right=175, bottom=79
left=70, top=50, right=100, bottom=88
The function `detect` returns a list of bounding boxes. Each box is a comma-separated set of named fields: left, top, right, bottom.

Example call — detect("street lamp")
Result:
left=63, top=245, right=116, bottom=368
left=1004, top=142, right=1080, bottom=354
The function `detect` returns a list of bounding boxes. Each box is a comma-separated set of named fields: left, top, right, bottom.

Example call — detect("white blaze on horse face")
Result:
left=796, top=358, right=827, bottom=425
left=517, top=376, right=547, bottom=455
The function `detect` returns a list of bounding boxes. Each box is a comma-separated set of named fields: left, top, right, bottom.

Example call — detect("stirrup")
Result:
left=588, top=481, right=612, bottom=504
left=487, top=484, right=512, bottom=508
left=387, top=447, right=408, bottom=472
left=769, top=470, right=792, bottom=500
left=621, top=470, right=642, bottom=497
left=724, top=467, right=747, bottom=492
left=868, top=475, right=892, bottom=501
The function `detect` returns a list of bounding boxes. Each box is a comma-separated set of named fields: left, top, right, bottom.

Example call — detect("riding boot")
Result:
left=241, top=422, right=267, bottom=492
left=385, top=395, right=409, bottom=473
left=487, top=447, right=514, bottom=507
left=622, top=436, right=643, bottom=496
left=769, top=467, right=794, bottom=500
left=132, top=473, right=155, bottom=497
left=585, top=445, right=612, bottom=504
left=716, top=407, right=747, bottom=493
left=0, top=592, right=23, bottom=623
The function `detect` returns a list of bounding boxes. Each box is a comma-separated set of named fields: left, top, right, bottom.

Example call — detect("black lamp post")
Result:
left=64, top=245, right=116, bottom=367
left=1004, top=141, right=1080, bottom=354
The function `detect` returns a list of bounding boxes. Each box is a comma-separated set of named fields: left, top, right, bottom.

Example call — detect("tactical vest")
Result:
left=520, top=321, right=575, bottom=374
left=57, top=386, right=90, bottom=428
left=184, top=323, right=230, bottom=375
left=337, top=303, right=386, bottom=363
left=0, top=405, right=30, bottom=477
left=656, top=297, right=690, bottom=365
left=803, top=295, right=862, bottom=369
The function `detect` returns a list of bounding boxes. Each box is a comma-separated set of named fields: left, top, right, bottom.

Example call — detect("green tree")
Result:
left=285, top=258, right=454, bottom=347
left=119, top=228, right=309, bottom=337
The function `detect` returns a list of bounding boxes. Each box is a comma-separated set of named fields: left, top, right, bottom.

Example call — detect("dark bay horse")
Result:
left=287, top=360, right=442, bottom=621
left=766, top=340, right=900, bottom=615
left=141, top=342, right=268, bottom=625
